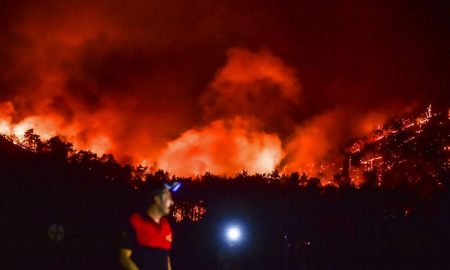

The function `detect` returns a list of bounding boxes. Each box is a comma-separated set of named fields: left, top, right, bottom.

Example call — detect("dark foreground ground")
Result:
left=4, top=180, right=450, bottom=270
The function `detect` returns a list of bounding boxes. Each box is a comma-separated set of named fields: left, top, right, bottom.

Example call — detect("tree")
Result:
left=23, top=129, right=42, bottom=152
left=43, top=136, right=74, bottom=161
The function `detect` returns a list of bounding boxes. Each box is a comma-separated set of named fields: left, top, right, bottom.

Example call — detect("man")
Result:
left=119, top=181, right=180, bottom=270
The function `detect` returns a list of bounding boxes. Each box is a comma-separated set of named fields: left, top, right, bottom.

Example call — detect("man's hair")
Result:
left=141, top=180, right=168, bottom=200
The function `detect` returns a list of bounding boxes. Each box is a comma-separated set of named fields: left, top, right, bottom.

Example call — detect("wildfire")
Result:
left=0, top=0, right=447, bottom=192
left=1, top=100, right=448, bottom=189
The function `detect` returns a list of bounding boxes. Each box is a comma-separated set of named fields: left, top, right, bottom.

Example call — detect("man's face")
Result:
left=155, top=189, right=174, bottom=216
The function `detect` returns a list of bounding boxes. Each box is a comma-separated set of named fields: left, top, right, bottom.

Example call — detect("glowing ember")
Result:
left=172, top=201, right=207, bottom=223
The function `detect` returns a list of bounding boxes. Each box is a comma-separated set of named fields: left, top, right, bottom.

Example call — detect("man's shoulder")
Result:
left=128, top=212, right=142, bottom=220
left=128, top=211, right=152, bottom=223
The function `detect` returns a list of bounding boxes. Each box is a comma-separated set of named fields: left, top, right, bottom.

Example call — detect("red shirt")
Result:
left=121, top=212, right=173, bottom=270
left=128, top=212, right=173, bottom=250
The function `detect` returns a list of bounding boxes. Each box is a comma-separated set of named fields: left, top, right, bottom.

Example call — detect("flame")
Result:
left=12, top=116, right=62, bottom=139
left=158, top=117, right=284, bottom=176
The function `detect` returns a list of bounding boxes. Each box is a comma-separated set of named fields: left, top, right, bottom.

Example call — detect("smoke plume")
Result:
left=0, top=0, right=448, bottom=180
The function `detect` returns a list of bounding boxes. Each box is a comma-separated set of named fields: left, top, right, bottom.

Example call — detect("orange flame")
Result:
left=158, top=117, right=284, bottom=176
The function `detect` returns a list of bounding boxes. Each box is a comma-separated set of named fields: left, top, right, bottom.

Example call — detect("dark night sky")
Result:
left=0, top=0, right=449, bottom=176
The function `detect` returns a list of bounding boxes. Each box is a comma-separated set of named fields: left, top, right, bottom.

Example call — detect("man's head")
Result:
left=153, top=188, right=174, bottom=216
left=142, top=181, right=179, bottom=216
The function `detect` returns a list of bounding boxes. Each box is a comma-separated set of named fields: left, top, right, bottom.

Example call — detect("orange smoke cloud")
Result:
left=158, top=117, right=284, bottom=176
left=204, top=47, right=300, bottom=107
left=1, top=0, right=447, bottom=180
left=201, top=48, right=301, bottom=131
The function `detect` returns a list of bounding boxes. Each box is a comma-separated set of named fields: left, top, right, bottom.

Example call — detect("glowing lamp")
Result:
left=226, top=226, right=242, bottom=243
left=165, top=181, right=181, bottom=192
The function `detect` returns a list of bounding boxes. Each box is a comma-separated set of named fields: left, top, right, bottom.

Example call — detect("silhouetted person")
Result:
left=119, top=181, right=180, bottom=270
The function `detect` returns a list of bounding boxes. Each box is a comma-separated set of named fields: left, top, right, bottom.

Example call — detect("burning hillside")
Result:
left=1, top=0, right=449, bottom=180
left=2, top=106, right=449, bottom=188
left=344, top=105, right=450, bottom=187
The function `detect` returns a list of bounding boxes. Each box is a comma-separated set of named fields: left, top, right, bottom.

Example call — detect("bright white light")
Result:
left=226, top=226, right=241, bottom=242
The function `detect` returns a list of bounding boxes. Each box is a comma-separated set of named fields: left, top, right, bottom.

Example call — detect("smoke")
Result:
left=202, top=47, right=300, bottom=118
left=200, top=47, right=301, bottom=135
left=158, top=48, right=299, bottom=175
left=0, top=0, right=448, bottom=179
